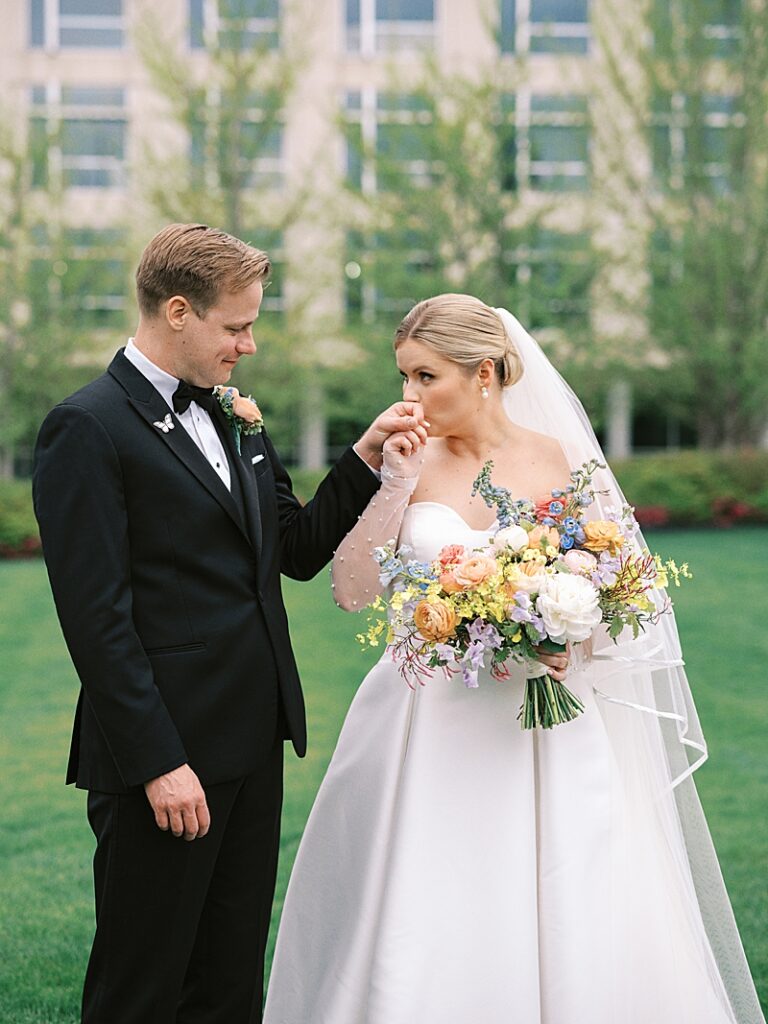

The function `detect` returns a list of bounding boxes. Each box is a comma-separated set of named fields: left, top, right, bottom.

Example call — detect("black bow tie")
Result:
left=173, top=381, right=217, bottom=414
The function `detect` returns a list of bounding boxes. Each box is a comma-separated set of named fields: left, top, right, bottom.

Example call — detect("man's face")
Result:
left=174, top=279, right=264, bottom=387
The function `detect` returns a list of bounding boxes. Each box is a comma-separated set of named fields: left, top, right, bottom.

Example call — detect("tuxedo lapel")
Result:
left=107, top=351, right=252, bottom=547
left=212, top=403, right=263, bottom=558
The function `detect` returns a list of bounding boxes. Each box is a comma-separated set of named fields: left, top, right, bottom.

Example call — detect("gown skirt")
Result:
left=264, top=503, right=749, bottom=1024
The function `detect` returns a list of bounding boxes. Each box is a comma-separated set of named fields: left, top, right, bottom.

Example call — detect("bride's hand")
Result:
left=532, top=642, right=571, bottom=682
left=382, top=432, right=425, bottom=479
left=356, top=401, right=429, bottom=470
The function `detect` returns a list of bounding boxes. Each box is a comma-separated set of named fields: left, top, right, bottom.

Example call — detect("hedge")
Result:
left=0, top=480, right=41, bottom=559
left=613, top=449, right=768, bottom=528
left=2, top=449, right=766, bottom=558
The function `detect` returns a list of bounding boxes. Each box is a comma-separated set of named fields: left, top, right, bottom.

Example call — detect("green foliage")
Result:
left=339, top=62, right=602, bottom=421
left=614, top=448, right=768, bottom=526
left=598, top=0, right=768, bottom=447
left=0, top=117, right=130, bottom=470
left=0, top=479, right=40, bottom=555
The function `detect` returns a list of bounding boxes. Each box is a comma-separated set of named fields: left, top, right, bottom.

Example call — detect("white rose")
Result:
left=490, top=525, right=529, bottom=554
left=535, top=573, right=602, bottom=644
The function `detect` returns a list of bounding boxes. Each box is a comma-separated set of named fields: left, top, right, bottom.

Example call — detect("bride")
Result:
left=264, top=294, right=764, bottom=1023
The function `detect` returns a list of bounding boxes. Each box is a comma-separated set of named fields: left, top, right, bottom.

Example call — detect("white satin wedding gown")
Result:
left=264, top=499, right=760, bottom=1024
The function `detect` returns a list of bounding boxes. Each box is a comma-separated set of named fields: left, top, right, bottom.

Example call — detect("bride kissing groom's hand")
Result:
left=355, top=401, right=429, bottom=471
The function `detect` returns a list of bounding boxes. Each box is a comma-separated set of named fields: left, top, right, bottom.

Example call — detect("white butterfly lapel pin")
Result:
left=152, top=413, right=175, bottom=433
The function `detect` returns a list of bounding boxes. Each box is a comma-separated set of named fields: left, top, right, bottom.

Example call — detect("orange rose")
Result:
left=527, top=525, right=560, bottom=551
left=413, top=599, right=458, bottom=642
left=582, top=520, right=624, bottom=555
left=453, top=555, right=499, bottom=589
left=439, top=570, right=464, bottom=594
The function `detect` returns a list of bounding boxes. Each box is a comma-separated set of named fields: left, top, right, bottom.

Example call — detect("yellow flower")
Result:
left=582, top=520, right=624, bottom=555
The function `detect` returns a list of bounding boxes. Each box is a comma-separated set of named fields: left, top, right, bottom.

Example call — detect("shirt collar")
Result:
left=124, top=338, right=179, bottom=412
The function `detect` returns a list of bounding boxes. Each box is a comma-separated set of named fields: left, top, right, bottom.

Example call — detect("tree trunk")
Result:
left=299, top=374, right=327, bottom=470
left=605, top=379, right=632, bottom=459
left=0, top=443, right=15, bottom=479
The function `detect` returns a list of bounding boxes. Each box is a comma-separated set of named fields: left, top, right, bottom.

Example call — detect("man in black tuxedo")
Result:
left=33, top=223, right=427, bottom=1024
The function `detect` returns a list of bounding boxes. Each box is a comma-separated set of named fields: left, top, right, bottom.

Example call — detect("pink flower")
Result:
left=562, top=549, right=598, bottom=575
left=438, top=544, right=466, bottom=568
left=231, top=393, right=262, bottom=425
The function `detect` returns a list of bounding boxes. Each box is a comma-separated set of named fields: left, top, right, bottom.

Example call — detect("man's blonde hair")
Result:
left=136, top=223, right=271, bottom=317
left=394, top=293, right=523, bottom=387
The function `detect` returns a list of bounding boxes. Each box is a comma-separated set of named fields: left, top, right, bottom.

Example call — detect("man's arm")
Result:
left=33, top=404, right=188, bottom=788
left=267, top=403, right=428, bottom=581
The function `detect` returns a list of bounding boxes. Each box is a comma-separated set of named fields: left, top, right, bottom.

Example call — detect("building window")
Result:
left=190, top=90, right=284, bottom=190
left=344, top=229, right=436, bottom=323
left=651, top=92, right=742, bottom=193
left=502, top=0, right=589, bottom=56
left=343, top=90, right=433, bottom=194
left=30, top=0, right=124, bottom=49
left=506, top=229, right=592, bottom=331
left=346, top=0, right=435, bottom=55
left=653, top=0, right=742, bottom=59
left=525, top=94, right=589, bottom=191
left=30, top=227, right=128, bottom=329
left=702, top=0, right=742, bottom=57
left=190, top=0, right=280, bottom=49
left=30, top=85, right=127, bottom=189
left=498, top=92, right=517, bottom=191
left=530, top=0, right=589, bottom=54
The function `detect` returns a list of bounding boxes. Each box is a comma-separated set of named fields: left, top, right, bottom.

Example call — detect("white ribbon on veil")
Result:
left=493, top=307, right=765, bottom=1024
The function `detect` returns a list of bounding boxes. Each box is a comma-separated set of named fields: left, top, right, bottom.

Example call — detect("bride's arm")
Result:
left=331, top=437, right=423, bottom=612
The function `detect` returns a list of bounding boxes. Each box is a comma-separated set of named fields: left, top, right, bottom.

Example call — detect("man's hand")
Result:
left=355, top=402, right=429, bottom=471
left=144, top=763, right=210, bottom=842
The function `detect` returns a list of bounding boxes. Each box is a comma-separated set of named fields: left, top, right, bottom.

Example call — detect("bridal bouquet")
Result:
left=359, top=460, right=690, bottom=729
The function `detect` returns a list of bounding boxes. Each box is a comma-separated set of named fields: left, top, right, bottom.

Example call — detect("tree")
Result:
left=135, top=1, right=333, bottom=464
left=0, top=111, right=120, bottom=477
left=593, top=0, right=768, bottom=449
left=333, top=54, right=603, bottom=447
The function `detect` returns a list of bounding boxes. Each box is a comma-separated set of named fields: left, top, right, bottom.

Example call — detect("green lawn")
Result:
left=0, top=529, right=765, bottom=1022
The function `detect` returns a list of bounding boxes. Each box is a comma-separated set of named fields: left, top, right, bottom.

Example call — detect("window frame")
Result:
left=501, top=0, right=590, bottom=57
left=190, top=86, right=285, bottom=191
left=30, top=0, right=125, bottom=50
left=518, top=91, right=590, bottom=192
left=650, top=91, right=743, bottom=193
left=189, top=0, right=280, bottom=50
left=345, top=0, right=436, bottom=56
left=30, top=83, right=128, bottom=190
left=343, top=88, right=435, bottom=195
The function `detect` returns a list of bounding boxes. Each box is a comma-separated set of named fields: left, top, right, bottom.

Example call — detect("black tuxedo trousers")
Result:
left=33, top=350, right=380, bottom=1023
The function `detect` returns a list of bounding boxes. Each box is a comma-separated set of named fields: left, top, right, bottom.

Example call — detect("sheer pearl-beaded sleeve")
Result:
left=331, top=447, right=423, bottom=612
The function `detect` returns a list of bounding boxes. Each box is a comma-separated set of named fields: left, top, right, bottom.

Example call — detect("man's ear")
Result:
left=165, top=295, right=193, bottom=332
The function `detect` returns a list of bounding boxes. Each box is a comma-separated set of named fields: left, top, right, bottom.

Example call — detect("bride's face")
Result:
left=396, top=338, right=478, bottom=435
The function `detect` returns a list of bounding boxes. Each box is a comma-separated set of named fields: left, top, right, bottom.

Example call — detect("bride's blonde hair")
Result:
left=394, top=293, right=523, bottom=387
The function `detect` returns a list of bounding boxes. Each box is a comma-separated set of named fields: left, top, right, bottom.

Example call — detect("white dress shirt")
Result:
left=124, top=339, right=232, bottom=491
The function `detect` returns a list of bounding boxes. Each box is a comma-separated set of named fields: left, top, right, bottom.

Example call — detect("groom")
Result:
left=33, top=223, right=426, bottom=1024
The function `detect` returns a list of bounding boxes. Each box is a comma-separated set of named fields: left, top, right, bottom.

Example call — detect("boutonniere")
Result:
left=215, top=386, right=264, bottom=454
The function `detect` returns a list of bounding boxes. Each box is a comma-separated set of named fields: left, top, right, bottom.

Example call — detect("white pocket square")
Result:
left=251, top=454, right=265, bottom=465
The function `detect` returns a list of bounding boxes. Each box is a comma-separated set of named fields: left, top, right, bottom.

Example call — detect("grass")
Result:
left=0, top=529, right=765, bottom=1021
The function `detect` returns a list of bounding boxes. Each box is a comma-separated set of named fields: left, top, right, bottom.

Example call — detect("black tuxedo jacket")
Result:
left=33, top=350, right=379, bottom=793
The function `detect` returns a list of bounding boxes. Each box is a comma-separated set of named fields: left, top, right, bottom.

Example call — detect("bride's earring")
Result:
left=481, top=385, right=489, bottom=399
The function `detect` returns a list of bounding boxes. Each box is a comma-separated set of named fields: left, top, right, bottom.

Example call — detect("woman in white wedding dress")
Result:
left=264, top=295, right=765, bottom=1024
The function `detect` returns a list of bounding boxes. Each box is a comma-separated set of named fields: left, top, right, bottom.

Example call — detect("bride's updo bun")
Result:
left=394, top=293, right=523, bottom=388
